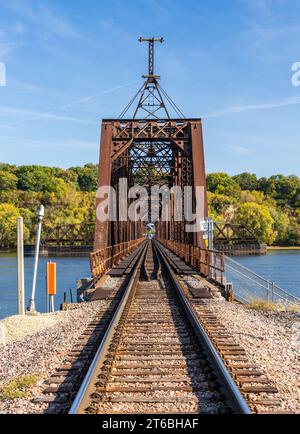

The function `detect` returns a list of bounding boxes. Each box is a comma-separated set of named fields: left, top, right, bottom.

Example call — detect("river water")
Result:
left=0, top=254, right=90, bottom=320
left=0, top=250, right=299, bottom=320
left=231, top=250, right=300, bottom=299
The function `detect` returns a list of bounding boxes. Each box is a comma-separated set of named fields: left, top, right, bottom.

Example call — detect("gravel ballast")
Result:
left=204, top=299, right=300, bottom=413
left=0, top=312, right=74, bottom=345
left=0, top=300, right=110, bottom=414
left=0, top=295, right=299, bottom=413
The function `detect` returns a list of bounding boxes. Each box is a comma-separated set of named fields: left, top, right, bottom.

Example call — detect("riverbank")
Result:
left=267, top=246, right=300, bottom=250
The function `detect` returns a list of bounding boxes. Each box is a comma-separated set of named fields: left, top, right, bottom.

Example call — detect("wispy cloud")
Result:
left=0, top=135, right=98, bottom=150
left=203, top=95, right=300, bottom=119
left=229, top=145, right=249, bottom=155
left=0, top=81, right=135, bottom=128
left=0, top=106, right=97, bottom=128
left=60, top=83, right=135, bottom=110
left=3, top=0, right=80, bottom=39
left=240, top=0, right=274, bottom=19
left=0, top=42, right=18, bottom=60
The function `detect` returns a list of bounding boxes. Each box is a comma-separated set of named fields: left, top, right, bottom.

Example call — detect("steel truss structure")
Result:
left=93, top=37, right=208, bottom=252
left=94, top=118, right=208, bottom=251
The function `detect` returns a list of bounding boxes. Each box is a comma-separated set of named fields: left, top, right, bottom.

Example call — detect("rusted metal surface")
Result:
left=39, top=220, right=265, bottom=258
left=214, top=222, right=266, bottom=256
left=214, top=222, right=260, bottom=244
left=42, top=223, right=94, bottom=246
left=94, top=118, right=207, bottom=251
left=94, top=121, right=113, bottom=251
left=190, top=120, right=208, bottom=247
left=157, top=238, right=225, bottom=286
left=93, top=38, right=208, bottom=253
left=90, top=238, right=145, bottom=283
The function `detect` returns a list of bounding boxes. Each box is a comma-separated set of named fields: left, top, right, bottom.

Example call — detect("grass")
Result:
left=0, top=374, right=40, bottom=401
left=248, top=299, right=300, bottom=313
left=248, top=299, right=277, bottom=311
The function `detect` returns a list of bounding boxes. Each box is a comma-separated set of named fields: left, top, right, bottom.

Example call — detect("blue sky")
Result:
left=0, top=0, right=299, bottom=176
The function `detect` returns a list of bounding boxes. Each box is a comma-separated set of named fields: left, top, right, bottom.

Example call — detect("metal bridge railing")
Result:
left=224, top=256, right=300, bottom=310
left=157, top=238, right=299, bottom=310
left=157, top=239, right=225, bottom=286
left=90, top=238, right=145, bottom=283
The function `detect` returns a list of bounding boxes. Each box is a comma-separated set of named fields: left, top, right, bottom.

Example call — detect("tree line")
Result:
left=0, top=163, right=299, bottom=247
left=207, top=172, right=300, bottom=245
left=0, top=163, right=97, bottom=247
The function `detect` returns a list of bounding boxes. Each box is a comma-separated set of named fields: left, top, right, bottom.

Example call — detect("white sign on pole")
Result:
left=199, top=220, right=208, bottom=232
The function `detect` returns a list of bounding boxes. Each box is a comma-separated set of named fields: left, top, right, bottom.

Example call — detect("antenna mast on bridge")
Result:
left=119, top=37, right=184, bottom=119
left=139, top=37, right=164, bottom=78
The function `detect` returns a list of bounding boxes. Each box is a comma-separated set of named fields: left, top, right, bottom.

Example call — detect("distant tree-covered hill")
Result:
left=0, top=163, right=299, bottom=247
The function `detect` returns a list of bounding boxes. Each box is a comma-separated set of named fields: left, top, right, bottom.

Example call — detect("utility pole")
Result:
left=17, top=217, right=25, bottom=315
left=27, top=205, right=44, bottom=313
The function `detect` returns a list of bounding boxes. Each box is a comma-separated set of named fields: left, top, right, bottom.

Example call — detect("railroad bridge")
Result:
left=91, top=37, right=211, bottom=284
left=32, top=39, right=265, bottom=259
left=89, top=37, right=265, bottom=285
left=36, top=221, right=265, bottom=257
left=35, top=38, right=299, bottom=416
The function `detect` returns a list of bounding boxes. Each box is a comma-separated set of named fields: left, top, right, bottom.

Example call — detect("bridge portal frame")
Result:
left=93, top=118, right=208, bottom=252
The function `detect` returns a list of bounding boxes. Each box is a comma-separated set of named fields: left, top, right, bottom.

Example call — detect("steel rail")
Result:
left=70, top=239, right=251, bottom=414
left=153, top=240, right=252, bottom=415
left=69, top=240, right=148, bottom=414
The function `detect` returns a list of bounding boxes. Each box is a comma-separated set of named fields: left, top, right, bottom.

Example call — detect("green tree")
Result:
left=0, top=204, right=30, bottom=247
left=207, top=192, right=236, bottom=221
left=274, top=175, right=300, bottom=206
left=69, top=164, right=98, bottom=192
left=206, top=173, right=241, bottom=197
left=0, top=163, right=17, bottom=173
left=233, top=173, right=258, bottom=191
left=270, top=208, right=290, bottom=245
left=285, top=210, right=300, bottom=246
left=258, top=174, right=300, bottom=206
left=16, top=165, right=75, bottom=196
left=16, top=165, right=53, bottom=192
left=0, top=170, right=18, bottom=191
left=235, top=202, right=276, bottom=244
left=239, top=190, right=265, bottom=204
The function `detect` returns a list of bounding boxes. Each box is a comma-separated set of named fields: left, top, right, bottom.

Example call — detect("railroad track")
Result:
left=37, top=239, right=280, bottom=414
left=68, top=240, right=251, bottom=414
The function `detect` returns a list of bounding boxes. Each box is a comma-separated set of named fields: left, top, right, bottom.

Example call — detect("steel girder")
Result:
left=93, top=118, right=208, bottom=251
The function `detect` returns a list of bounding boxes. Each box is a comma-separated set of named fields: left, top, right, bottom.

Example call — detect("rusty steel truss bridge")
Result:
left=34, top=37, right=265, bottom=259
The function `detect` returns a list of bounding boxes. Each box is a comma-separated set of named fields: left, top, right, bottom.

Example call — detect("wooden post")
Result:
left=17, top=217, right=25, bottom=315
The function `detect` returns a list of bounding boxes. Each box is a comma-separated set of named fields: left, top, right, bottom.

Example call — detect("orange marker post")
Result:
left=47, top=262, right=56, bottom=312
